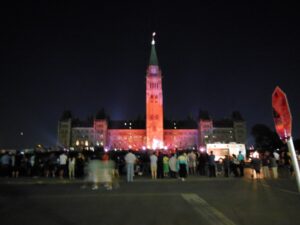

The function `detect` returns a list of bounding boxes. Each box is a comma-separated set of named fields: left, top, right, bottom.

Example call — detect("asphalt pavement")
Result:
left=0, top=171, right=300, bottom=225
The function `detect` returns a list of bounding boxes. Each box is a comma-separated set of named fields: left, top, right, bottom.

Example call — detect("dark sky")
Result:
left=1, top=1, right=300, bottom=148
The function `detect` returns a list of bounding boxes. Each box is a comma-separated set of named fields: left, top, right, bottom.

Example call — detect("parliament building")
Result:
left=58, top=35, right=246, bottom=151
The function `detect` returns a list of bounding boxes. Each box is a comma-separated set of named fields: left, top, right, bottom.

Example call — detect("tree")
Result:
left=251, top=124, right=283, bottom=151
left=294, top=139, right=300, bottom=151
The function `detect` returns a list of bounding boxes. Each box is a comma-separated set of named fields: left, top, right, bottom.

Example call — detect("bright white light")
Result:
left=142, top=146, right=146, bottom=151
left=85, top=140, right=89, bottom=146
left=164, top=146, right=168, bottom=151
left=104, top=147, right=108, bottom=152
left=152, top=139, right=164, bottom=150
left=159, top=142, right=164, bottom=149
left=152, top=139, right=159, bottom=150
left=76, top=140, right=80, bottom=146
left=253, top=151, right=259, bottom=158
left=152, top=32, right=156, bottom=37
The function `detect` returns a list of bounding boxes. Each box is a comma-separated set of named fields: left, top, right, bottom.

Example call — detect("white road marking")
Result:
left=181, top=193, right=236, bottom=225
left=244, top=179, right=300, bottom=196
left=260, top=182, right=300, bottom=195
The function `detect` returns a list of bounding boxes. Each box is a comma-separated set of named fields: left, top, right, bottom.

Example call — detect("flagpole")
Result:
left=286, top=136, right=300, bottom=192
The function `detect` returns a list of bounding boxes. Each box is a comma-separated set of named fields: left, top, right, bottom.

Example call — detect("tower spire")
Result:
left=149, top=32, right=159, bottom=66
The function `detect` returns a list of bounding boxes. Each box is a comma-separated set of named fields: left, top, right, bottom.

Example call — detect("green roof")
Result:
left=149, top=41, right=159, bottom=66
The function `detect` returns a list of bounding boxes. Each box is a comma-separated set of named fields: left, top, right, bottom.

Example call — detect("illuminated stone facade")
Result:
left=57, top=35, right=247, bottom=150
left=146, top=38, right=164, bottom=149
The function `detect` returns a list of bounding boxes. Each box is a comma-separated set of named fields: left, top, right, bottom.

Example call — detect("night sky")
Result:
left=1, top=1, right=300, bottom=148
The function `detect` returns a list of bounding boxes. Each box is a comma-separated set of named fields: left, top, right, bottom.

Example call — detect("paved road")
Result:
left=0, top=175, right=300, bottom=225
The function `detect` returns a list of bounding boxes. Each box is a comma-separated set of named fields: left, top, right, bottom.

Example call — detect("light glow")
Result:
left=152, top=139, right=164, bottom=150
left=253, top=151, right=259, bottom=158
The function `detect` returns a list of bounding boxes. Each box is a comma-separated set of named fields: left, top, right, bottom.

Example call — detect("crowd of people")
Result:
left=0, top=149, right=299, bottom=186
left=249, top=150, right=300, bottom=179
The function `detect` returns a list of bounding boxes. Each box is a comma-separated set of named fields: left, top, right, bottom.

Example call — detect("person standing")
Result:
left=157, top=152, right=164, bottom=179
left=0, top=152, right=11, bottom=177
left=124, top=150, right=136, bottom=182
left=208, top=151, right=216, bottom=177
left=251, top=154, right=261, bottom=179
left=223, top=155, right=230, bottom=177
left=150, top=152, right=158, bottom=179
left=76, top=153, right=85, bottom=178
left=198, top=152, right=207, bottom=176
left=231, top=154, right=240, bottom=177
left=68, top=155, right=76, bottom=179
left=178, top=153, right=188, bottom=181
left=262, top=153, right=270, bottom=179
left=59, top=151, right=68, bottom=179
left=49, top=153, right=58, bottom=178
left=273, top=151, right=280, bottom=165
left=237, top=151, right=245, bottom=177
left=163, top=155, right=170, bottom=177
left=188, top=151, right=197, bottom=175
left=169, top=154, right=178, bottom=178
left=270, top=153, right=278, bottom=179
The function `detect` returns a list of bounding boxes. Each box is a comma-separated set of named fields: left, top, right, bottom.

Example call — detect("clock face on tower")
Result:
left=151, top=67, right=157, bottom=74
